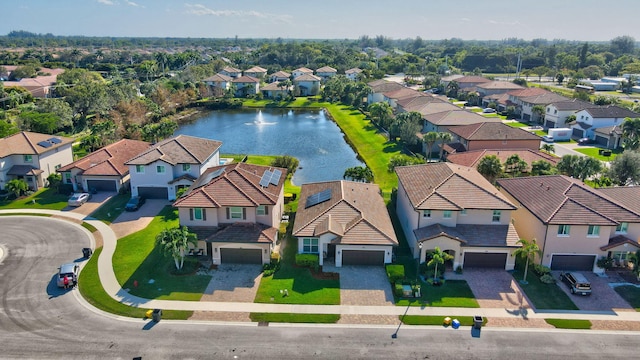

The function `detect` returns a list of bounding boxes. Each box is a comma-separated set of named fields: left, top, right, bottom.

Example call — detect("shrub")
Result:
left=394, top=283, right=404, bottom=297
left=295, top=253, right=319, bottom=268
left=532, top=264, right=551, bottom=276
left=455, top=265, right=463, bottom=274
left=386, top=264, right=405, bottom=284
left=270, top=252, right=281, bottom=263
left=596, top=256, right=613, bottom=270
left=539, top=274, right=556, bottom=284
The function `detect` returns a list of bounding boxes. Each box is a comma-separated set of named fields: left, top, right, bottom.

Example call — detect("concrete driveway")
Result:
left=63, top=191, right=116, bottom=216
left=553, top=271, right=633, bottom=312
left=199, top=264, right=263, bottom=302
left=464, top=269, right=531, bottom=310
left=109, top=199, right=170, bottom=238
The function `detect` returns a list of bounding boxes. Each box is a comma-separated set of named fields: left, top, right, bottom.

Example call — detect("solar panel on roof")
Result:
left=259, top=170, right=272, bottom=187
left=270, top=169, right=282, bottom=185
left=48, top=137, right=62, bottom=144
left=37, top=141, right=52, bottom=148
left=305, top=188, right=332, bottom=208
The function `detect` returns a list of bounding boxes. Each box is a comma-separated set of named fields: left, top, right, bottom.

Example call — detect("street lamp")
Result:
left=416, top=242, right=423, bottom=283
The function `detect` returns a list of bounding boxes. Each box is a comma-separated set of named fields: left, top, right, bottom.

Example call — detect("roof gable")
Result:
left=0, top=131, right=73, bottom=157
left=58, top=139, right=150, bottom=176
left=125, top=135, right=222, bottom=166
left=449, top=122, right=541, bottom=141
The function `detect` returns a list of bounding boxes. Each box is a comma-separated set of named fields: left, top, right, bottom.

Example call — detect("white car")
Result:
left=542, top=135, right=554, bottom=143
left=482, top=108, right=496, bottom=113
left=68, top=193, right=91, bottom=207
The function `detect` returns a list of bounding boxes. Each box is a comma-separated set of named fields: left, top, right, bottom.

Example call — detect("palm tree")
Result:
left=437, top=132, right=453, bottom=161
left=532, top=105, right=545, bottom=124
left=513, top=238, right=541, bottom=284
left=5, top=179, right=28, bottom=199
left=622, top=117, right=640, bottom=151
left=155, top=226, right=198, bottom=270
left=541, top=143, right=555, bottom=153
left=504, top=154, right=528, bottom=177
left=427, top=247, right=454, bottom=282
left=476, top=155, right=503, bottom=183
left=422, top=131, right=439, bottom=160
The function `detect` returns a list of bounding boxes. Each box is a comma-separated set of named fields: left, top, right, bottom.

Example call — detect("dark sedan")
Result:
left=124, top=196, right=145, bottom=211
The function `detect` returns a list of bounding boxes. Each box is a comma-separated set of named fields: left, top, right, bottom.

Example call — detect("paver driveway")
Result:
left=199, top=264, right=263, bottom=302
left=553, top=271, right=633, bottom=312
left=464, top=269, right=531, bottom=310
left=332, top=265, right=394, bottom=306
left=63, top=191, right=116, bottom=216
left=109, top=199, right=170, bottom=238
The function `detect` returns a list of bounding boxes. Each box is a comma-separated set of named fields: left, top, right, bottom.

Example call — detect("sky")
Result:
left=2, top=0, right=639, bottom=41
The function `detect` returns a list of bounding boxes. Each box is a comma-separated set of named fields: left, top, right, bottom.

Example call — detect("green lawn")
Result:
left=504, top=121, right=530, bottom=128
left=511, top=268, right=578, bottom=310
left=613, top=286, right=640, bottom=310
left=401, top=315, right=487, bottom=326
left=112, top=206, right=212, bottom=300
left=255, top=235, right=340, bottom=305
left=78, top=247, right=193, bottom=320
left=544, top=318, right=592, bottom=329
left=573, top=147, right=623, bottom=161
left=89, top=193, right=130, bottom=224
left=249, top=313, right=340, bottom=323
left=0, top=188, right=69, bottom=210
left=395, top=280, right=479, bottom=308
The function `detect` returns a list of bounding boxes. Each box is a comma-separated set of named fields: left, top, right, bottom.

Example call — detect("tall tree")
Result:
left=368, top=102, right=393, bottom=129
left=343, top=166, right=373, bottom=183
left=504, top=154, right=528, bottom=177
left=513, top=239, right=541, bottom=284
left=622, top=117, right=640, bottom=151
left=608, top=151, right=640, bottom=185
left=422, top=131, right=439, bottom=160
left=477, top=155, right=503, bottom=183
left=155, top=226, right=198, bottom=270
left=437, top=132, right=453, bottom=160
left=427, top=247, right=453, bottom=282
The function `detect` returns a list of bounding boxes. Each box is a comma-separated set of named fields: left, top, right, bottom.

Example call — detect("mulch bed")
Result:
left=310, top=267, right=339, bottom=280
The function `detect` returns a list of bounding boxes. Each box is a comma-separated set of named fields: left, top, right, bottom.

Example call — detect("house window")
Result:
left=587, top=225, right=600, bottom=237
left=156, top=165, right=165, bottom=174
left=616, top=222, right=628, bottom=233
left=492, top=210, right=501, bottom=222
left=189, top=208, right=206, bottom=221
left=303, top=238, right=319, bottom=253
left=194, top=208, right=203, bottom=220
left=423, top=210, right=431, bottom=218
left=554, top=109, right=557, bottom=114
left=54, top=164, right=61, bottom=170
left=443, top=210, right=452, bottom=219
left=229, top=207, right=243, bottom=219
left=460, top=209, right=467, bottom=216
left=257, top=205, right=268, bottom=216
left=558, top=224, right=570, bottom=236
left=135, top=165, right=144, bottom=173
left=64, top=173, right=72, bottom=184
left=182, top=164, right=191, bottom=172
left=24, top=155, right=32, bottom=163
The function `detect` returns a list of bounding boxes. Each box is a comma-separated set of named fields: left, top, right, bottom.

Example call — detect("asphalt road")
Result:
left=1, top=216, right=639, bottom=359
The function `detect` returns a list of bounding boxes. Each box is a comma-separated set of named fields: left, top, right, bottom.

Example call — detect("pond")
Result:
left=175, top=108, right=365, bottom=185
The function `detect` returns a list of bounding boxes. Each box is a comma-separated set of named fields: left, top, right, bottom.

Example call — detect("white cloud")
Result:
left=460, top=17, right=471, bottom=22
left=97, top=0, right=115, bottom=5
left=124, top=0, right=143, bottom=7
left=184, top=3, right=292, bottom=23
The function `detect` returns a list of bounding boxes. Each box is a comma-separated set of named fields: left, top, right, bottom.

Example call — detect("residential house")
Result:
left=0, top=131, right=73, bottom=191
left=396, top=94, right=450, bottom=115
left=203, top=73, right=233, bottom=97
left=446, top=122, right=542, bottom=153
left=395, top=163, right=520, bottom=270
left=292, top=67, right=314, bottom=79
left=219, top=66, right=242, bottom=78
left=243, top=66, right=268, bottom=79
left=125, top=135, right=223, bottom=201
left=446, top=149, right=559, bottom=174
left=269, top=71, right=291, bottom=83
left=439, top=74, right=465, bottom=89
left=315, top=66, right=338, bottom=82
left=260, top=82, right=291, bottom=99
left=570, top=105, right=639, bottom=140
left=57, top=139, right=150, bottom=193
left=367, top=79, right=405, bottom=104
left=293, top=74, right=321, bottom=96
left=446, top=76, right=491, bottom=90
left=292, top=180, right=397, bottom=267
left=498, top=176, right=640, bottom=273
left=173, top=162, right=286, bottom=265
left=383, top=87, right=426, bottom=109
left=544, top=99, right=592, bottom=129
left=508, top=88, right=569, bottom=122
left=593, top=125, right=623, bottom=149
left=596, top=186, right=640, bottom=267
left=232, top=75, right=260, bottom=97
left=1, top=66, right=65, bottom=98
left=475, top=81, right=524, bottom=99
left=345, top=68, right=363, bottom=81
left=422, top=109, right=500, bottom=133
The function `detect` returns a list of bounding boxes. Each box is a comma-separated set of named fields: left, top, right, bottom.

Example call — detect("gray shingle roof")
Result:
left=414, top=223, right=521, bottom=247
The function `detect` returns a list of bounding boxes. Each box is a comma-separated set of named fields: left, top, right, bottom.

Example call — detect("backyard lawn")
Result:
left=112, top=206, right=212, bottom=301
left=511, top=268, right=578, bottom=310
left=255, top=234, right=340, bottom=305
left=613, top=286, right=640, bottom=310
left=0, top=188, right=69, bottom=210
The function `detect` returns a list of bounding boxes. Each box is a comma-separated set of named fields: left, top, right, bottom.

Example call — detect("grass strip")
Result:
left=544, top=318, right=592, bottom=329
left=249, top=313, right=340, bottom=323
left=401, top=315, right=487, bottom=326
left=81, top=222, right=97, bottom=232
left=613, top=285, right=640, bottom=311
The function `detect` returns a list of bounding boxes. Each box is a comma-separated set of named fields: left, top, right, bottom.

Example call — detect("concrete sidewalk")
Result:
left=3, top=209, right=640, bottom=325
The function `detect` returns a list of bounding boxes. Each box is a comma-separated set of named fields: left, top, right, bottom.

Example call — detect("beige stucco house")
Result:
left=315, top=66, right=338, bottom=82
left=173, top=162, right=287, bottom=265
left=498, top=176, right=640, bottom=273
left=0, top=131, right=73, bottom=191
left=293, top=180, right=397, bottom=267
left=293, top=74, right=321, bottom=96
left=396, top=163, right=520, bottom=271
left=203, top=73, right=233, bottom=97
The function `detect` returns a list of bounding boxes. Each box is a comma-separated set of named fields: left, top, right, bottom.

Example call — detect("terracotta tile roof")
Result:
left=395, top=163, right=516, bottom=211
left=597, top=186, right=640, bottom=214
left=270, top=71, right=290, bottom=78
left=484, top=93, right=510, bottom=106
left=452, top=76, right=491, bottom=84
left=583, top=105, right=640, bottom=119
left=58, top=139, right=150, bottom=176
left=206, top=222, right=276, bottom=244
left=316, top=66, right=337, bottom=73
left=244, top=66, right=267, bottom=73
left=411, top=101, right=461, bottom=116
left=221, top=66, right=242, bottom=73
left=497, top=175, right=640, bottom=225
left=441, top=74, right=464, bottom=82
left=367, top=79, right=405, bottom=93
left=396, top=93, right=444, bottom=110
left=173, top=162, right=286, bottom=208
left=447, top=149, right=559, bottom=169
left=261, top=82, right=290, bottom=91
left=449, top=122, right=541, bottom=141
left=293, top=74, right=321, bottom=82
left=476, top=81, right=524, bottom=90
left=125, top=135, right=222, bottom=166
left=383, top=87, right=423, bottom=101
left=293, top=67, right=314, bottom=74
left=424, top=110, right=501, bottom=126
left=415, top=223, right=521, bottom=247
left=293, top=181, right=397, bottom=246
left=507, top=87, right=548, bottom=98
left=600, top=235, right=640, bottom=251
left=232, top=75, right=260, bottom=84
left=519, top=92, right=569, bottom=105
left=345, top=68, right=362, bottom=74
left=0, top=131, right=73, bottom=157
left=203, top=73, right=233, bottom=82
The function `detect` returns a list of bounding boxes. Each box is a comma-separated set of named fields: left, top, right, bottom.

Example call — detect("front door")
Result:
left=327, top=244, right=336, bottom=259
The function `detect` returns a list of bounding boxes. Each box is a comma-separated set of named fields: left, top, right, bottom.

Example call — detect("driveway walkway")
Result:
left=109, top=199, right=170, bottom=238
left=463, top=269, right=531, bottom=310
left=63, top=191, right=116, bottom=216
left=553, top=271, right=633, bottom=312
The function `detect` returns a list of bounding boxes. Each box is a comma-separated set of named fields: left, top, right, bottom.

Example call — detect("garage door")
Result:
left=86, top=179, right=117, bottom=192
left=342, top=250, right=384, bottom=266
left=220, top=248, right=262, bottom=264
left=464, top=253, right=507, bottom=268
left=550, top=255, right=595, bottom=271
left=572, top=128, right=583, bottom=138
left=137, top=186, right=168, bottom=199
left=594, top=135, right=608, bottom=146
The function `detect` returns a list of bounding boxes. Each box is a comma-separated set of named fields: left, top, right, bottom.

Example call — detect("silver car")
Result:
left=68, top=193, right=91, bottom=207
left=57, top=263, right=79, bottom=288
